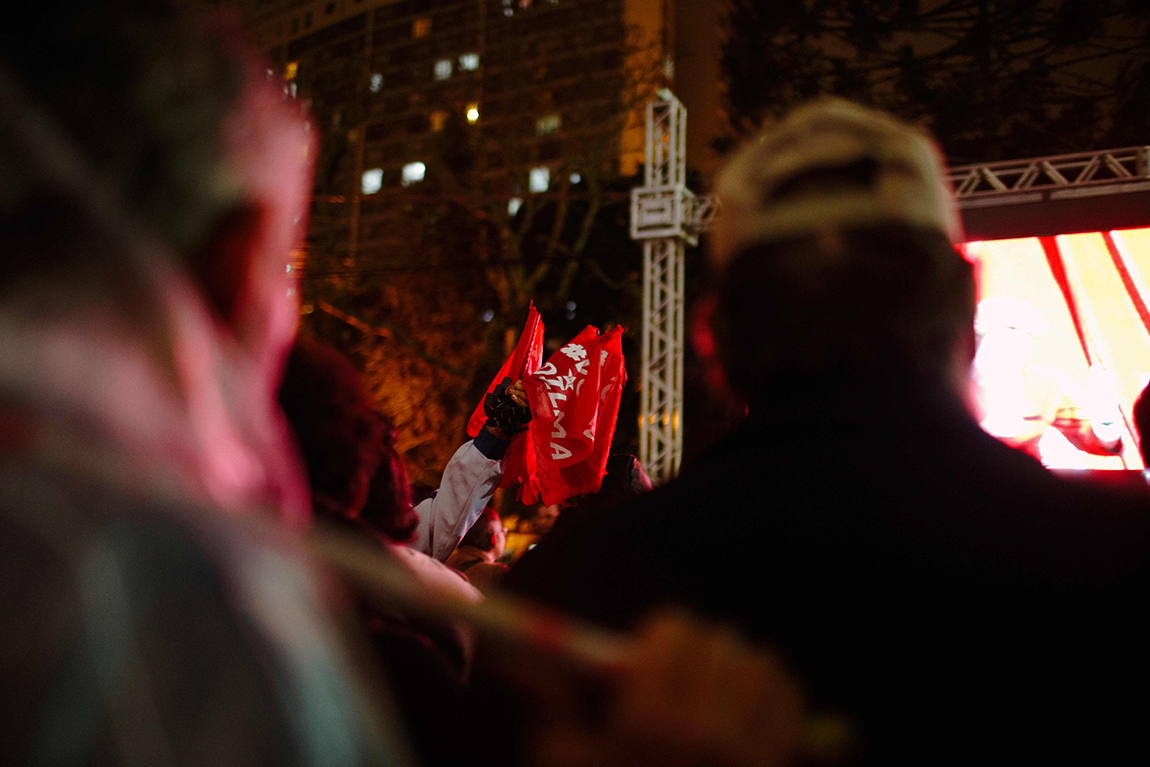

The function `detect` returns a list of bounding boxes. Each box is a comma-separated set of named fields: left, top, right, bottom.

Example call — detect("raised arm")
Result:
left=411, top=380, right=530, bottom=561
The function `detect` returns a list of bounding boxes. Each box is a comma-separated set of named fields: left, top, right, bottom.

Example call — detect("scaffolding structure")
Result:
left=630, top=90, right=715, bottom=484
left=947, top=146, right=1150, bottom=208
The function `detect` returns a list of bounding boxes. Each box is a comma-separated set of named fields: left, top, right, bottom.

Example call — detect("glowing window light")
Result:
left=361, top=168, right=383, bottom=194
left=529, top=167, right=550, bottom=193
left=569, top=172, right=581, bottom=184
left=536, top=113, right=561, bottom=135
left=466, top=103, right=480, bottom=123
left=430, top=110, right=448, bottom=132
left=284, top=61, right=298, bottom=80
left=459, top=53, right=480, bottom=71
left=413, top=17, right=431, bottom=37
left=369, top=73, right=383, bottom=92
left=434, top=59, right=452, bottom=81
left=401, top=162, right=426, bottom=186
left=507, top=197, right=523, bottom=216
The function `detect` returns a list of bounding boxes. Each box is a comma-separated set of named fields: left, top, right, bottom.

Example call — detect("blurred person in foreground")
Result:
left=0, top=6, right=810, bottom=767
left=502, top=98, right=1150, bottom=763
left=0, top=2, right=406, bottom=764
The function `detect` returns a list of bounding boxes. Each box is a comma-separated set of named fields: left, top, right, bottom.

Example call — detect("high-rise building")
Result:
left=234, top=0, right=676, bottom=266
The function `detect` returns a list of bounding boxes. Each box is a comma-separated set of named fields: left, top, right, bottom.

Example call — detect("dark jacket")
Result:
left=506, top=384, right=1150, bottom=763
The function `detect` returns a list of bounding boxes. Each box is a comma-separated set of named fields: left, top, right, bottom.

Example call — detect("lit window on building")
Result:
left=289, top=82, right=297, bottom=99
left=369, top=73, right=383, bottom=92
left=430, top=110, right=448, bottom=132
left=361, top=168, right=383, bottom=194
left=536, top=113, right=561, bottom=135
left=466, top=103, right=480, bottom=123
left=284, top=61, right=298, bottom=80
left=459, top=53, right=480, bottom=71
left=529, top=167, right=550, bottom=193
left=507, top=197, right=523, bottom=216
left=402, top=161, right=426, bottom=186
left=519, top=0, right=532, bottom=7
left=569, top=172, right=581, bottom=184
left=413, top=17, right=432, bottom=38
left=502, top=0, right=513, bottom=15
left=434, top=59, right=452, bottom=81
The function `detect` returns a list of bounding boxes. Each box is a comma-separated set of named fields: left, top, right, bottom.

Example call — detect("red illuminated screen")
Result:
left=967, top=228, right=1150, bottom=470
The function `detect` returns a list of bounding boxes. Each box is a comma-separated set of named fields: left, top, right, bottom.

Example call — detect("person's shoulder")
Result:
left=0, top=458, right=407, bottom=766
left=392, top=543, right=484, bottom=603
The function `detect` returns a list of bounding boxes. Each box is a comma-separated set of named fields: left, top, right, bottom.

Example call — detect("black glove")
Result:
left=484, top=377, right=532, bottom=437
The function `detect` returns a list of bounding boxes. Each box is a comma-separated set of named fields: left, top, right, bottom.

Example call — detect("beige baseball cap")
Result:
left=712, top=98, right=964, bottom=269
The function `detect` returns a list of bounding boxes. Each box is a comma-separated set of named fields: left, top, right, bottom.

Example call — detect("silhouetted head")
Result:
left=279, top=339, right=385, bottom=521
left=702, top=99, right=975, bottom=411
left=460, top=508, right=505, bottom=559
left=278, top=338, right=419, bottom=542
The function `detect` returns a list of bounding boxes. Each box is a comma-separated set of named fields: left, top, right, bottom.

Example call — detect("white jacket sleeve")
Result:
left=411, top=429, right=508, bottom=562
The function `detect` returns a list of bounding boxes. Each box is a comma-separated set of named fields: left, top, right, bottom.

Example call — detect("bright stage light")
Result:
left=971, top=228, right=1150, bottom=470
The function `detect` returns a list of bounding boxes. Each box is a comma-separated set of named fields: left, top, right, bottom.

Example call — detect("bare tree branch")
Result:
left=316, top=299, right=469, bottom=382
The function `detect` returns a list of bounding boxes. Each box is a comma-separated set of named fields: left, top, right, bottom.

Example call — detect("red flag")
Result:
left=466, top=306, right=545, bottom=497
left=467, top=305, right=544, bottom=438
left=523, top=325, right=627, bottom=506
left=583, top=325, right=627, bottom=490
left=464, top=308, right=627, bottom=506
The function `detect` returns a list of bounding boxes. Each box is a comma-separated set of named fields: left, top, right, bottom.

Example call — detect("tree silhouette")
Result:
left=721, top=0, right=1150, bottom=163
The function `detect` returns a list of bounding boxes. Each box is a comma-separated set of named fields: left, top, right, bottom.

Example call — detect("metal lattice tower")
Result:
left=946, top=146, right=1150, bottom=206
left=630, top=90, right=715, bottom=484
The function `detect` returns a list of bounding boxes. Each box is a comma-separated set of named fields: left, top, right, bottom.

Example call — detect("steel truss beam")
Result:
left=947, top=146, right=1150, bottom=208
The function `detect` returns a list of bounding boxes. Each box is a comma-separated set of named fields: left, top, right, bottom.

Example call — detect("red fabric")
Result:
left=584, top=326, right=627, bottom=492
left=467, top=306, right=545, bottom=494
left=465, top=308, right=626, bottom=506
left=523, top=326, right=627, bottom=506
left=466, top=305, right=544, bottom=437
